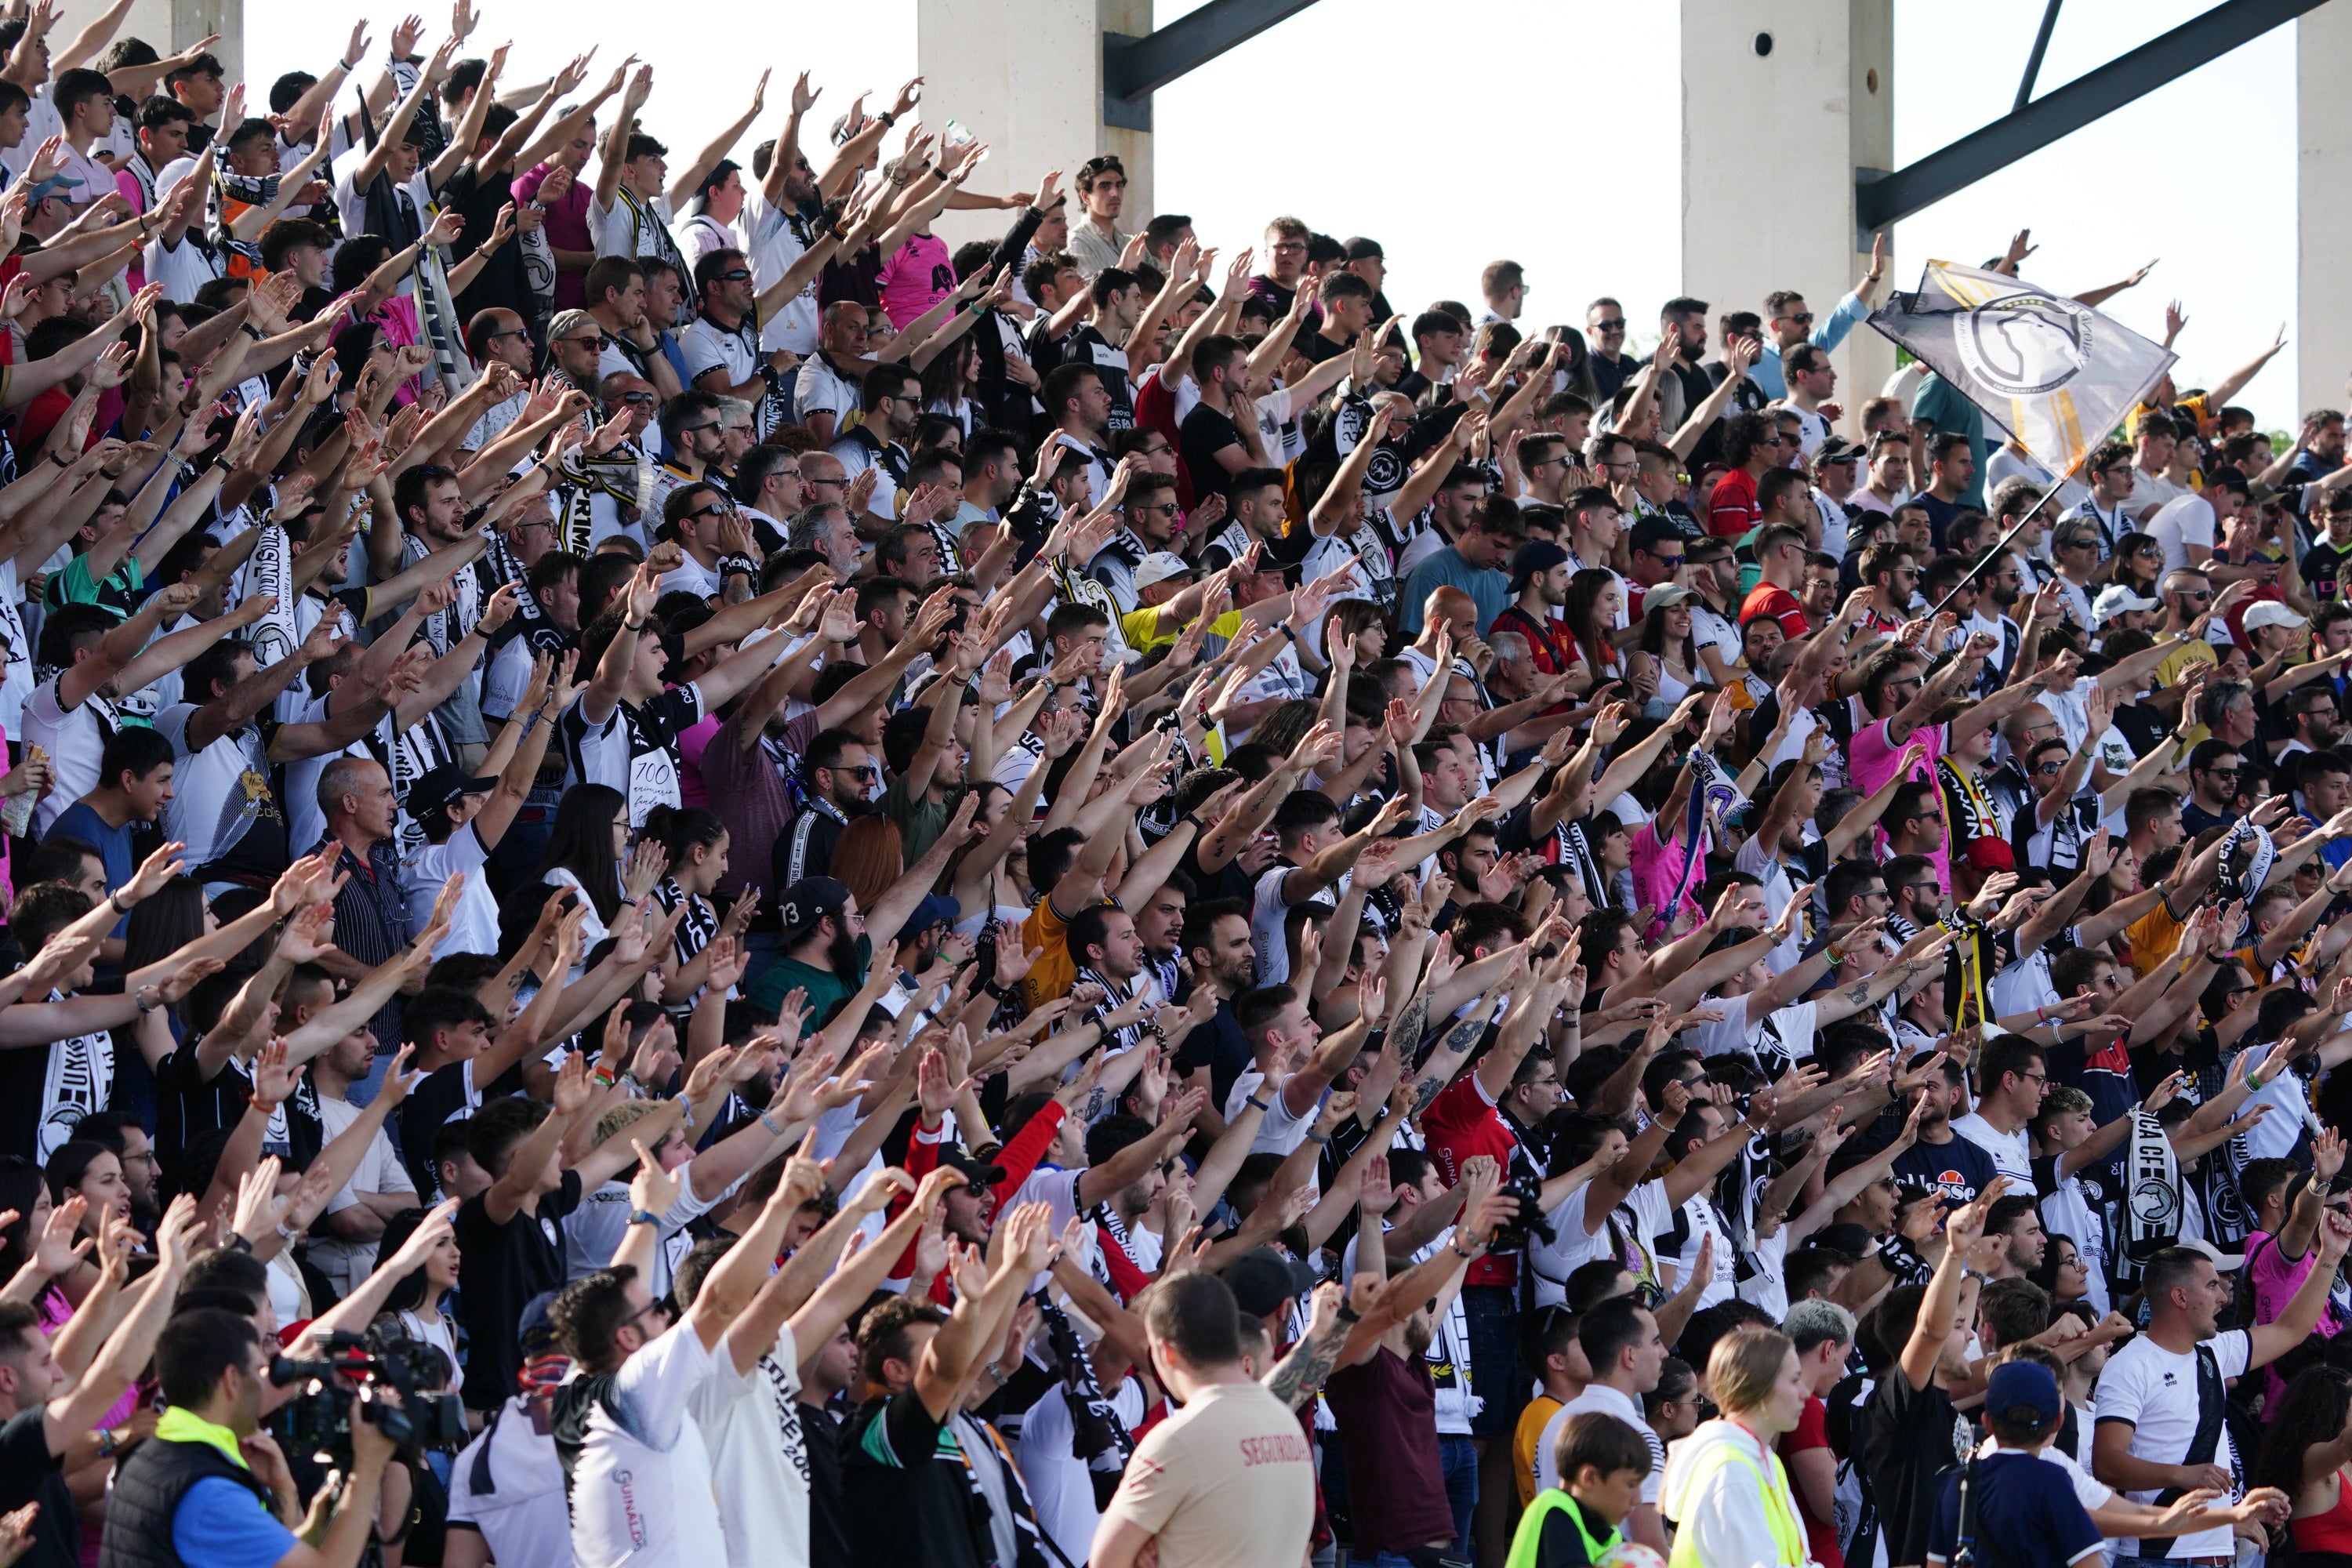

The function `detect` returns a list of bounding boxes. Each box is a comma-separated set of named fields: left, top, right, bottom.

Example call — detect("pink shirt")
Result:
left=877, top=232, right=953, bottom=328
left=1849, top=714, right=1951, bottom=893
left=1629, top=815, right=1709, bottom=938
left=2250, top=1226, right=2346, bottom=1409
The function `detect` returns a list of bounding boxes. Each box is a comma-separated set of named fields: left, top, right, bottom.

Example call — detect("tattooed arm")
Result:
left=1403, top=993, right=1503, bottom=1116
left=1265, top=1280, right=1356, bottom=1410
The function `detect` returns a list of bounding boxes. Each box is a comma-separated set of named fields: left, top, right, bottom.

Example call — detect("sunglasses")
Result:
left=716, top=268, right=751, bottom=281
left=618, top=391, right=656, bottom=406
left=1592, top=318, right=1626, bottom=331
left=1780, top=312, right=1815, bottom=325
left=563, top=332, right=609, bottom=350
left=831, top=763, right=879, bottom=782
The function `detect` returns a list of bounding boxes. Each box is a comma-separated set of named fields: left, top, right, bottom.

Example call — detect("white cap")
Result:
left=2092, top=585, right=2161, bottom=624
left=1134, top=552, right=1194, bottom=590
left=2241, top=600, right=2310, bottom=633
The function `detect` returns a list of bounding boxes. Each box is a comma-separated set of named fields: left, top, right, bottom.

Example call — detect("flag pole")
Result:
left=1921, top=458, right=2086, bottom=622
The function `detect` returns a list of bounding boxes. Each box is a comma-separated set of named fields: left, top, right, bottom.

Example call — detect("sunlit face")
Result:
left=71, top=1152, right=129, bottom=1224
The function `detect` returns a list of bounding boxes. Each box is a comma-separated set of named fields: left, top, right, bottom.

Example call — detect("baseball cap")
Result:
left=405, top=764, right=497, bottom=822
left=777, top=877, right=851, bottom=946
left=1965, top=838, right=2016, bottom=873
left=1508, top=539, right=1570, bottom=590
left=1984, top=1360, right=2062, bottom=1428
left=1642, top=583, right=1697, bottom=613
left=1342, top=236, right=1385, bottom=262
left=1221, top=1247, right=1322, bottom=1318
left=935, top=1145, right=1007, bottom=1188
left=1814, top=435, right=1862, bottom=464
left=895, top=892, right=962, bottom=947
left=2092, top=585, right=2161, bottom=625
left=518, top=1289, right=563, bottom=1352
left=2243, top=600, right=2310, bottom=633
left=2178, top=1236, right=2244, bottom=1272
left=1134, top=551, right=1193, bottom=590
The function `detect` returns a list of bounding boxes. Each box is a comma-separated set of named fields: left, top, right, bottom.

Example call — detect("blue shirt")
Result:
left=1926, top=1450, right=2101, bottom=1568
left=1399, top=546, right=1509, bottom=637
left=47, top=800, right=136, bottom=938
left=1749, top=288, right=1869, bottom=399
left=172, top=1475, right=295, bottom=1568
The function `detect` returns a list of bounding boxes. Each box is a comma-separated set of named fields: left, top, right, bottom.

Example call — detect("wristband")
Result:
left=96, top=1428, right=119, bottom=1459
left=274, top=1220, right=298, bottom=1242
left=759, top=1105, right=788, bottom=1136
left=1305, top=1130, right=1330, bottom=1146
left=1334, top=1299, right=1361, bottom=1325
left=238, top=323, right=264, bottom=341
left=45, top=450, right=70, bottom=467
left=1450, top=1235, right=1480, bottom=1258
left=627, top=1209, right=660, bottom=1228
left=876, top=109, right=896, bottom=128
left=1246, top=1094, right=1270, bottom=1112
left=134, top=985, right=160, bottom=1014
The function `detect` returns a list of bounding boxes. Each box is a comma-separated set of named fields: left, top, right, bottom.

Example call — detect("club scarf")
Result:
left=2117, top=1109, right=2182, bottom=1284
left=1035, top=1291, right=1133, bottom=1495
left=245, top=521, right=298, bottom=671
left=2217, top=819, right=2276, bottom=904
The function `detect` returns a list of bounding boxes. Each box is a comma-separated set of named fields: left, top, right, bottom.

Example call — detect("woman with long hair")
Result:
left=2030, top=1232, right=2091, bottom=1305
left=1562, top=568, right=1625, bottom=688
left=39, top=1140, right=125, bottom=1308
left=376, top=1205, right=463, bottom=1377
left=640, top=804, right=734, bottom=1011
left=2104, top=531, right=2165, bottom=595
left=920, top=333, right=981, bottom=437
left=114, top=876, right=216, bottom=1120
left=2255, top=1363, right=2352, bottom=1565
left=1545, top=325, right=1602, bottom=406
left=1657, top=1326, right=1814, bottom=1567
left=1323, top=599, right=1389, bottom=667
left=539, top=785, right=669, bottom=960
left=831, top=815, right=905, bottom=916
left=1635, top=584, right=1705, bottom=707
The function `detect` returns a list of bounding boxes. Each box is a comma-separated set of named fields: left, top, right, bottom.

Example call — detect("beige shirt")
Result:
left=1099, top=1380, right=1316, bottom=1568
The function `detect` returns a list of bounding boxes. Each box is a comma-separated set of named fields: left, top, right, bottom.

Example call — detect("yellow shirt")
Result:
left=2125, top=900, right=2188, bottom=980
left=1514, top=1395, right=1566, bottom=1507
left=1018, top=896, right=1077, bottom=1013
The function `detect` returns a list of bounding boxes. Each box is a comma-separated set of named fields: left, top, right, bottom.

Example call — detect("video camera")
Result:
left=272, top=1327, right=467, bottom=1465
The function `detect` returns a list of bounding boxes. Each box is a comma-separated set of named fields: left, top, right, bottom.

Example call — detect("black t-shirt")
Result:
left=841, top=1393, right=995, bottom=1568
left=154, top=1039, right=254, bottom=1175
left=2307, top=540, right=2352, bottom=603
left=802, top=1399, right=850, bottom=1568
left=454, top=1171, right=583, bottom=1410
left=398, top=1058, right=524, bottom=1199
left=1178, top=402, right=1244, bottom=499
left=1853, top=1368, right=1961, bottom=1568
left=1891, top=1132, right=1998, bottom=1206
left=444, top=162, right=532, bottom=325
left=0, top=1408, right=78, bottom=1568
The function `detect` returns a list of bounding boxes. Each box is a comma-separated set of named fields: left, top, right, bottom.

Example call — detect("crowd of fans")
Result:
left=2, top=5, right=2352, bottom=1568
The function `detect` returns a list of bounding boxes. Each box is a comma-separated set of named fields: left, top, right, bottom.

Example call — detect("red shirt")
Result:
left=1708, top=467, right=1762, bottom=537
left=1740, top=583, right=1811, bottom=639
left=1423, top=1072, right=1519, bottom=1287
left=1779, top=1395, right=1844, bottom=1568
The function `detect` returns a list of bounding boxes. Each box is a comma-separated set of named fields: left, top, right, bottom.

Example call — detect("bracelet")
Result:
left=1305, top=1129, right=1330, bottom=1146
left=1334, top=1299, right=1361, bottom=1325
left=1450, top=1235, right=1480, bottom=1259
left=1824, top=942, right=1846, bottom=966
left=1277, top=622, right=1298, bottom=642
left=274, top=1220, right=298, bottom=1241
left=1246, top=1094, right=1270, bottom=1112
left=931, top=167, right=949, bottom=183
left=45, top=449, right=70, bottom=467
left=2034, top=1005, right=2049, bottom=1024
left=96, top=1428, right=118, bottom=1459
left=627, top=1208, right=660, bottom=1228
left=876, top=109, right=896, bottom=128
left=759, top=1105, right=787, bottom=1136
left=238, top=323, right=263, bottom=341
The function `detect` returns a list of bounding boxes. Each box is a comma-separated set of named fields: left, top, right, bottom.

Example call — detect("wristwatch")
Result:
left=627, top=1209, right=660, bottom=1228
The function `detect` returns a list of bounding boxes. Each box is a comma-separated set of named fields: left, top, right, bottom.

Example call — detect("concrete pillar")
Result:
left=2300, top=5, right=2352, bottom=418
left=1681, top=0, right=1892, bottom=436
left=120, top=0, right=241, bottom=87
left=916, top=0, right=1149, bottom=250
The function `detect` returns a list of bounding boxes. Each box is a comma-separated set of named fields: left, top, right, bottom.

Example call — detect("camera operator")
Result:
left=98, top=1308, right=394, bottom=1568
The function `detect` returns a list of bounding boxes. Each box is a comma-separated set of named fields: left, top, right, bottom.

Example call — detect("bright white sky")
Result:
left=243, top=0, right=2308, bottom=427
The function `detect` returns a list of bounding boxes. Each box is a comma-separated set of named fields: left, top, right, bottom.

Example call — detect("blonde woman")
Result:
left=1657, top=1324, right=1816, bottom=1567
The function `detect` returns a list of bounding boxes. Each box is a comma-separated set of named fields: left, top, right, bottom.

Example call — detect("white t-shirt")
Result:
left=400, top=822, right=502, bottom=958
left=2234, top=1042, right=2312, bottom=1163
left=2146, top=492, right=2217, bottom=575
left=0, top=561, right=34, bottom=735
left=1536, top=1381, right=1667, bottom=1502
left=685, top=1323, right=811, bottom=1568
left=1690, top=999, right=1818, bottom=1082
left=738, top=187, right=818, bottom=354
left=2095, top=1327, right=2252, bottom=1559
left=566, top=1324, right=729, bottom=1568
left=307, top=1094, right=416, bottom=1301
left=1221, top=1068, right=1318, bottom=1157
left=22, top=672, right=117, bottom=835
left=448, top=1395, right=575, bottom=1568
left=156, top=705, right=278, bottom=869
left=1950, top=1112, right=2034, bottom=1183
left=1526, top=1180, right=1670, bottom=1305
left=330, top=147, right=431, bottom=264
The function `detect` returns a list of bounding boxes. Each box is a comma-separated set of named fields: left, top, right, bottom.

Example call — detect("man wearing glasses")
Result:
left=1584, top=298, right=1635, bottom=399
left=1951, top=1037, right=2049, bottom=1184
left=682, top=245, right=812, bottom=439
left=459, top=307, right=537, bottom=453
left=1745, top=235, right=1886, bottom=401
left=2180, top=740, right=2247, bottom=837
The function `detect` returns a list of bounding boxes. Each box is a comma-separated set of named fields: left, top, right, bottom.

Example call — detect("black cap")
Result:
left=777, top=877, right=851, bottom=946
left=1508, top=539, right=1570, bottom=590
left=405, top=764, right=497, bottom=822
left=1341, top=235, right=1385, bottom=262
left=1221, top=1247, right=1321, bottom=1318
left=935, top=1145, right=1007, bottom=1188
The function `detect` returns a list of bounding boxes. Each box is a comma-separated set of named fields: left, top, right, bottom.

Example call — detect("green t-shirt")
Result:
left=880, top=776, right=956, bottom=866
left=748, top=932, right=873, bottom=1030
left=45, top=553, right=143, bottom=619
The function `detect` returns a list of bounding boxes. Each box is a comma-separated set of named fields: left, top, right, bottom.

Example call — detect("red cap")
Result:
left=1965, top=838, right=2015, bottom=873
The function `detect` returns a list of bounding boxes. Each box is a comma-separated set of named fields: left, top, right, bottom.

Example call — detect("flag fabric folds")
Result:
left=1866, top=260, right=2178, bottom=474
